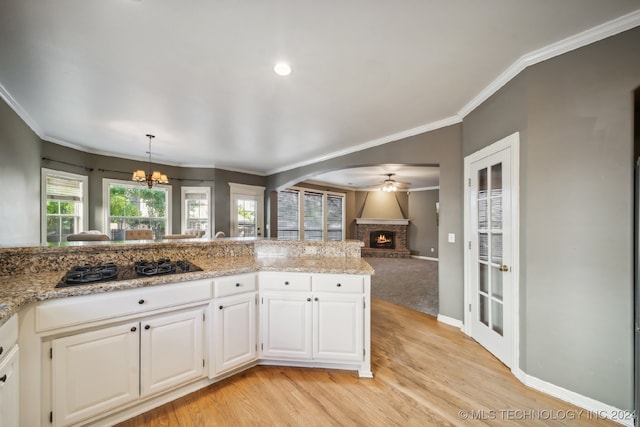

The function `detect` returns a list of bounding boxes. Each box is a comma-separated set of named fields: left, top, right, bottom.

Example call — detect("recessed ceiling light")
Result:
left=274, top=62, right=292, bottom=76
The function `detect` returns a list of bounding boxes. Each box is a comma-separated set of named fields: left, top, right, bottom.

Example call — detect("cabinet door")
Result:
left=260, top=293, right=312, bottom=359
left=211, top=292, right=257, bottom=377
left=313, top=293, right=363, bottom=362
left=0, top=346, right=19, bottom=427
left=140, top=308, right=205, bottom=398
left=52, top=322, right=139, bottom=427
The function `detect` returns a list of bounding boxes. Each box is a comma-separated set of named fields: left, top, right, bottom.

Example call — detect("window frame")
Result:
left=278, top=187, right=345, bottom=241
left=180, top=186, right=212, bottom=237
left=102, top=178, right=172, bottom=239
left=41, top=168, right=89, bottom=244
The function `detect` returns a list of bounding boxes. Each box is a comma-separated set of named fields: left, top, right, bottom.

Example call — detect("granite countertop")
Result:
left=0, top=256, right=373, bottom=327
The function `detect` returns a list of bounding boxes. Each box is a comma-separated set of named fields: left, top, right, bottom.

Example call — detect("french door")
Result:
left=229, top=183, right=264, bottom=238
left=464, top=133, right=519, bottom=369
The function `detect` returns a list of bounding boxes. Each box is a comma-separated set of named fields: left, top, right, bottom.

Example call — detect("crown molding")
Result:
left=265, top=115, right=462, bottom=176
left=458, top=9, right=640, bottom=118
left=0, top=82, right=43, bottom=137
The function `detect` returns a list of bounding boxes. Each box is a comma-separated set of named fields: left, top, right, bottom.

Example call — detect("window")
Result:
left=103, top=179, right=171, bottom=240
left=277, top=190, right=300, bottom=240
left=304, top=192, right=324, bottom=241
left=277, top=187, right=344, bottom=241
left=41, top=169, right=88, bottom=243
left=181, top=187, right=211, bottom=237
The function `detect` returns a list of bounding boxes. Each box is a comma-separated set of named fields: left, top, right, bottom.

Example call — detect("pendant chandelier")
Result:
left=132, top=134, right=169, bottom=188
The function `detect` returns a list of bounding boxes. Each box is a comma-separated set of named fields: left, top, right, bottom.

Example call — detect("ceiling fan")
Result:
left=380, top=173, right=410, bottom=192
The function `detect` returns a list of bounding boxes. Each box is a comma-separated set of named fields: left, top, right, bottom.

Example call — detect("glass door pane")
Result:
left=237, top=198, right=257, bottom=237
left=476, top=163, right=505, bottom=336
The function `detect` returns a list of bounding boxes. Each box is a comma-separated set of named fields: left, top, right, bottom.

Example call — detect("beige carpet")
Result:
left=365, top=257, right=439, bottom=317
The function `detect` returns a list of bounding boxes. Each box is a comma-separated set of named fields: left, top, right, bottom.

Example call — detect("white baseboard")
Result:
left=514, top=368, right=635, bottom=427
left=411, top=255, right=439, bottom=261
left=436, top=314, right=463, bottom=329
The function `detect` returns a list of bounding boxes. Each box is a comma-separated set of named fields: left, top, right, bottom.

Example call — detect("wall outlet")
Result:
left=430, top=247, right=435, bottom=252
left=448, top=233, right=455, bottom=243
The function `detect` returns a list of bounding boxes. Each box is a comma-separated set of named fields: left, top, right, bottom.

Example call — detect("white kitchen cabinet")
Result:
left=50, top=307, right=205, bottom=427
left=0, top=345, right=19, bottom=427
left=260, top=292, right=313, bottom=359
left=140, top=308, right=205, bottom=397
left=51, top=321, right=140, bottom=427
left=313, top=293, right=363, bottom=362
left=210, top=273, right=258, bottom=377
left=0, top=315, right=19, bottom=427
left=259, top=273, right=368, bottom=367
left=211, top=292, right=257, bottom=376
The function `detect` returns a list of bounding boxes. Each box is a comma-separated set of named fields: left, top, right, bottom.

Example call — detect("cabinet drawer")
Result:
left=260, top=272, right=311, bottom=291
left=312, top=274, right=363, bottom=293
left=213, top=273, right=257, bottom=298
left=36, top=279, right=212, bottom=332
left=0, top=315, right=18, bottom=362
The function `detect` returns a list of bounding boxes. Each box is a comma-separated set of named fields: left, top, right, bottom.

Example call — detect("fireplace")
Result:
left=370, top=231, right=395, bottom=249
left=356, top=218, right=410, bottom=258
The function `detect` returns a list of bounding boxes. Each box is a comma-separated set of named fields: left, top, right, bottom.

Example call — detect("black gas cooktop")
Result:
left=56, top=259, right=202, bottom=288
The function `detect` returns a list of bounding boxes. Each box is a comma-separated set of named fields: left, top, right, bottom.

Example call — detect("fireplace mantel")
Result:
left=355, top=218, right=409, bottom=225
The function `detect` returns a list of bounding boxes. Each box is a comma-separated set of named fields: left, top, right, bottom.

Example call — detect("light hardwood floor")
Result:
left=117, top=298, right=618, bottom=426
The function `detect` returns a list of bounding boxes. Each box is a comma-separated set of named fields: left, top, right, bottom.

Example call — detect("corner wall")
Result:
left=463, top=26, right=640, bottom=411
left=0, top=98, right=41, bottom=246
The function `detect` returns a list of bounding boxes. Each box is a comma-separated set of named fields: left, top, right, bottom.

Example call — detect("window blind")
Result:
left=277, top=190, right=300, bottom=240
left=304, top=192, right=323, bottom=241
left=46, top=176, right=84, bottom=202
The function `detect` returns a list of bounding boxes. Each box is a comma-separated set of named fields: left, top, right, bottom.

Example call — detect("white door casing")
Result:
left=463, top=132, right=519, bottom=370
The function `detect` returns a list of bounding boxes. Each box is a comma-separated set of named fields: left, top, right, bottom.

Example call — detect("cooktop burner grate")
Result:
left=56, top=259, right=202, bottom=288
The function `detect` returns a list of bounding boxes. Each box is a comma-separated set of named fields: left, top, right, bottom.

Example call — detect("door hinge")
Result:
left=202, top=313, right=206, bottom=322
left=469, top=303, right=472, bottom=312
left=468, top=241, right=471, bottom=250
left=363, top=348, right=365, bottom=357
left=363, top=299, right=366, bottom=309
left=468, top=178, right=471, bottom=187
left=261, top=297, right=263, bottom=304
left=255, top=295, right=258, bottom=304
left=50, top=411, right=53, bottom=423
left=50, top=347, right=53, bottom=359
left=261, top=343, right=263, bottom=351
left=203, top=359, right=205, bottom=368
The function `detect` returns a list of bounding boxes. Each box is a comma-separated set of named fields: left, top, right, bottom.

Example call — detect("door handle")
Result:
left=499, top=265, right=509, bottom=272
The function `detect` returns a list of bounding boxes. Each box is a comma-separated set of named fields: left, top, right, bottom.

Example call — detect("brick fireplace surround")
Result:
left=356, top=218, right=411, bottom=258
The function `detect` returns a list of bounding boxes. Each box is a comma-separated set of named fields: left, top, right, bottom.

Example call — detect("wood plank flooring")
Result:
left=117, top=298, right=617, bottom=426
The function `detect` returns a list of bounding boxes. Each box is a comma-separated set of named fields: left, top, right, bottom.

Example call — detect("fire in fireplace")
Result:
left=370, top=231, right=395, bottom=249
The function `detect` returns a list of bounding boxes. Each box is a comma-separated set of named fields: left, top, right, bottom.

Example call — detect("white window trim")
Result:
left=102, top=178, right=172, bottom=237
left=181, top=186, right=212, bottom=237
left=288, top=186, right=346, bottom=241
left=229, top=183, right=265, bottom=237
left=41, top=168, right=88, bottom=244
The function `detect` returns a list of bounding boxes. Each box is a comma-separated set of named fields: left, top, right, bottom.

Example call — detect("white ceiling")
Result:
left=0, top=1, right=639, bottom=188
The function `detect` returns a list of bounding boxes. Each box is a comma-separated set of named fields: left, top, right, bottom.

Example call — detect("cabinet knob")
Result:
left=219, top=305, right=224, bottom=310
left=284, top=281, right=290, bottom=285
left=336, top=283, right=342, bottom=287
left=236, top=283, right=241, bottom=287
left=0, top=374, right=6, bottom=383
left=314, top=297, right=319, bottom=301
left=138, top=299, right=145, bottom=305
left=306, top=298, right=311, bottom=302
left=0, top=346, right=3, bottom=356
left=144, top=325, right=150, bottom=330
left=131, top=326, right=137, bottom=332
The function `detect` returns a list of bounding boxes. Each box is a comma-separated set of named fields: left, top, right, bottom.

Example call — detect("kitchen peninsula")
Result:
left=0, top=239, right=373, bottom=427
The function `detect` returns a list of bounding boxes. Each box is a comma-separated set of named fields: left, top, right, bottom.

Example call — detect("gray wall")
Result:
left=408, top=189, right=439, bottom=257
left=463, top=27, right=640, bottom=411
left=266, top=124, right=464, bottom=320
left=0, top=99, right=41, bottom=246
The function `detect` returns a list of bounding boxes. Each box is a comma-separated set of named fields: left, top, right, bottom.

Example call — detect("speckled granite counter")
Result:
left=0, top=239, right=373, bottom=326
